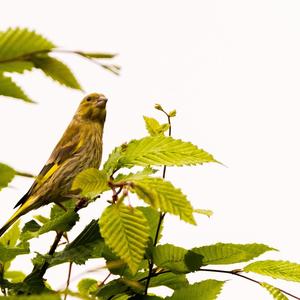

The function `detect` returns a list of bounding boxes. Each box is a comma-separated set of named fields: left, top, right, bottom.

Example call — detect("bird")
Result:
left=0, top=93, right=107, bottom=237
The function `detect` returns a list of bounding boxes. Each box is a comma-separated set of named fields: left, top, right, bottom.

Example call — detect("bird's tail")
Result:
left=0, top=195, right=37, bottom=237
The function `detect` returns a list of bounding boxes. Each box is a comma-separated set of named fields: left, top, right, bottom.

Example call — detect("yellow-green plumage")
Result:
left=0, top=93, right=107, bottom=236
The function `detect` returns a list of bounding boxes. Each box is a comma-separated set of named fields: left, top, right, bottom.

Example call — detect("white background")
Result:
left=1, top=1, right=300, bottom=299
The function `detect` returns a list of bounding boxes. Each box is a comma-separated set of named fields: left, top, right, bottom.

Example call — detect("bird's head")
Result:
left=76, top=93, right=107, bottom=123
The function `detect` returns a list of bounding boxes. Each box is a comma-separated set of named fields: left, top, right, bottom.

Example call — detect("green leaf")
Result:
left=0, top=73, right=32, bottom=102
left=194, top=208, right=213, bottom=217
left=0, top=163, right=16, bottom=191
left=20, top=220, right=41, bottom=242
left=153, top=244, right=203, bottom=273
left=78, top=278, right=98, bottom=296
left=72, top=168, right=109, bottom=199
left=0, top=220, right=20, bottom=248
left=118, top=136, right=218, bottom=168
left=114, top=167, right=157, bottom=184
left=148, top=272, right=188, bottom=290
left=50, top=200, right=75, bottom=219
left=0, top=243, right=29, bottom=263
left=96, top=279, right=128, bottom=299
left=52, top=219, right=105, bottom=266
left=0, top=27, right=55, bottom=61
left=137, top=206, right=162, bottom=243
left=99, top=203, right=150, bottom=274
left=79, top=52, right=117, bottom=59
left=192, top=243, right=275, bottom=265
left=39, top=210, right=79, bottom=234
left=244, top=260, right=300, bottom=282
left=260, top=282, right=288, bottom=300
left=32, top=54, right=82, bottom=90
left=20, top=210, right=78, bottom=241
left=132, top=177, right=196, bottom=225
left=0, top=61, right=34, bottom=73
left=0, top=221, right=21, bottom=270
left=103, top=144, right=128, bottom=175
left=4, top=270, right=26, bottom=283
left=166, top=279, right=225, bottom=300
left=143, top=116, right=169, bottom=136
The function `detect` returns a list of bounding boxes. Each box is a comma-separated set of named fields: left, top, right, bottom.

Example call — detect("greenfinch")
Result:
left=0, top=93, right=107, bottom=236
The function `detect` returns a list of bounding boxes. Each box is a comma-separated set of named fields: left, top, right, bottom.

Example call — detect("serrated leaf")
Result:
left=0, top=61, right=34, bottom=73
left=103, top=144, right=128, bottom=175
left=0, top=73, right=32, bottom=102
left=78, top=278, right=98, bottom=296
left=260, top=282, right=288, bottom=300
left=143, top=116, right=169, bottom=136
left=0, top=163, right=16, bottom=191
left=0, top=220, right=20, bottom=248
left=20, top=220, right=41, bottom=242
left=149, top=272, right=188, bottom=290
left=50, top=200, right=75, bottom=219
left=72, top=168, right=109, bottom=199
left=244, top=260, right=300, bottom=282
left=32, top=54, right=82, bottom=90
left=0, top=243, right=29, bottom=263
left=137, top=206, right=162, bottom=242
left=119, top=136, right=218, bottom=167
left=0, top=221, right=21, bottom=270
left=99, top=204, right=150, bottom=274
left=4, top=270, right=26, bottom=283
left=38, top=210, right=79, bottom=234
left=20, top=209, right=78, bottom=241
left=166, top=279, right=225, bottom=300
left=132, top=177, right=195, bottom=224
left=96, top=279, right=128, bottom=299
left=114, top=167, right=157, bottom=184
left=0, top=27, right=55, bottom=61
left=192, top=243, right=275, bottom=265
left=153, top=244, right=203, bottom=273
left=52, top=219, right=105, bottom=266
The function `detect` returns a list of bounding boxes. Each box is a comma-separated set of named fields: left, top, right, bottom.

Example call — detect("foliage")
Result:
left=0, top=26, right=300, bottom=300
left=0, top=27, right=119, bottom=102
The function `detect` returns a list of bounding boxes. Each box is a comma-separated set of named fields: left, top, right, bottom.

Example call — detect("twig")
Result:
left=200, top=268, right=300, bottom=300
left=97, top=272, right=112, bottom=288
left=144, top=107, right=172, bottom=295
left=64, top=262, right=73, bottom=300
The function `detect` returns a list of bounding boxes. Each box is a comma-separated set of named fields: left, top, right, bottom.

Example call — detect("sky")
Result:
left=1, top=0, right=300, bottom=299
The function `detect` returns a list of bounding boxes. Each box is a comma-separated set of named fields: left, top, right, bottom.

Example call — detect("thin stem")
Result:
left=15, top=171, right=35, bottom=178
left=144, top=109, right=172, bottom=295
left=200, top=268, right=300, bottom=300
left=64, top=262, right=73, bottom=300
left=97, top=272, right=112, bottom=288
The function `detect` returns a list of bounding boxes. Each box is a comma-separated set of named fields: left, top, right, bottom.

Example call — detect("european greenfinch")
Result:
left=0, top=93, right=107, bottom=236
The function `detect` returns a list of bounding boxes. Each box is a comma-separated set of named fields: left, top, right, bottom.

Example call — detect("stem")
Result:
left=15, top=171, right=35, bottom=178
left=38, top=231, right=64, bottom=277
left=64, top=262, right=73, bottom=300
left=200, top=268, right=300, bottom=300
left=144, top=109, right=172, bottom=295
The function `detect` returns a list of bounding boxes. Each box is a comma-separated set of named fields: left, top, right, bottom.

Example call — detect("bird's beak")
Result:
left=96, top=96, right=108, bottom=108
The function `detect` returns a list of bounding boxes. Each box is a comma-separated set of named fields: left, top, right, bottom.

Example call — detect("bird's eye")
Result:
left=86, top=96, right=92, bottom=102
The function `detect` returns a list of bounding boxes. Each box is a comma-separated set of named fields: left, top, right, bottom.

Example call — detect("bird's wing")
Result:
left=14, top=123, right=82, bottom=208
